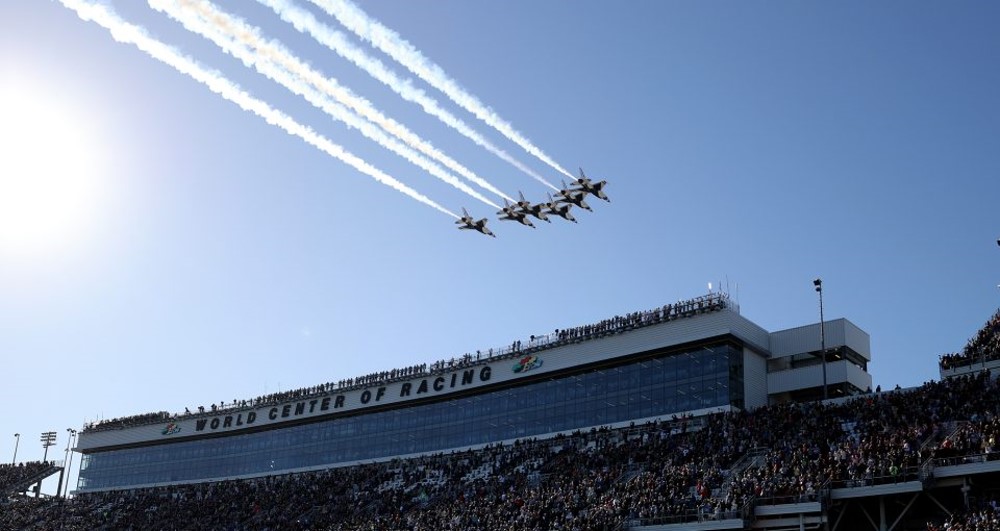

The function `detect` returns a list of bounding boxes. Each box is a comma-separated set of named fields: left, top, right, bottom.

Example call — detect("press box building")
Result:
left=74, top=293, right=872, bottom=492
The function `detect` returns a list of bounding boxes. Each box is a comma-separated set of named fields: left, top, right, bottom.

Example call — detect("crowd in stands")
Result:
left=0, top=462, right=55, bottom=496
left=13, top=304, right=995, bottom=529
left=940, top=310, right=1000, bottom=370
left=553, top=294, right=728, bottom=343
left=6, top=368, right=1000, bottom=530
left=927, top=499, right=1000, bottom=531
left=84, top=293, right=732, bottom=433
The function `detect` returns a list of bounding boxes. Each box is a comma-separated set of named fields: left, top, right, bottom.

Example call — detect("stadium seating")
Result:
left=940, top=309, right=1000, bottom=370
left=4, top=308, right=1000, bottom=530
left=0, top=461, right=60, bottom=498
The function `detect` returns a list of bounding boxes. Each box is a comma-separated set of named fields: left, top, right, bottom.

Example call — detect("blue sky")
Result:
left=1, top=0, right=998, bottom=491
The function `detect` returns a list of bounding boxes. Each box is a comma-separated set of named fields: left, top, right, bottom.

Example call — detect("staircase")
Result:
left=5, top=462, right=62, bottom=497
left=716, top=447, right=768, bottom=501
left=920, top=420, right=967, bottom=454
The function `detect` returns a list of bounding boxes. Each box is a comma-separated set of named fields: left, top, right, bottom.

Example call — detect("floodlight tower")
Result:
left=38, top=431, right=57, bottom=498
left=40, top=431, right=57, bottom=462
left=814, top=279, right=828, bottom=401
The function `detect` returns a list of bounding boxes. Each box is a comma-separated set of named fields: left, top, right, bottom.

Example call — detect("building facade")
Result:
left=74, top=294, right=871, bottom=492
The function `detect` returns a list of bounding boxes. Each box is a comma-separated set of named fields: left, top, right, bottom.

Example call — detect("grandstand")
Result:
left=939, top=309, right=1000, bottom=379
left=0, top=462, right=62, bottom=500
left=3, top=293, right=1000, bottom=530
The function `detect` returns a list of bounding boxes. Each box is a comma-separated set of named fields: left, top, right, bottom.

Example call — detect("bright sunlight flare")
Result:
left=0, top=78, right=106, bottom=256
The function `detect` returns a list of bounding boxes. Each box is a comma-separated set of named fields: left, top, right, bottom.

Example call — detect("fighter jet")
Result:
left=570, top=168, right=610, bottom=202
left=515, top=191, right=551, bottom=223
left=553, top=182, right=592, bottom=212
left=456, top=208, right=496, bottom=237
left=497, top=199, right=536, bottom=228
left=544, top=193, right=577, bottom=223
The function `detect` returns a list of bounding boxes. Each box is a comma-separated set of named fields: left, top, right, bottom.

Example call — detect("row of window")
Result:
left=80, top=344, right=744, bottom=490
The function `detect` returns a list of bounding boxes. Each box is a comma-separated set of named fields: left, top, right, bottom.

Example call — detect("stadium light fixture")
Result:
left=813, top=279, right=828, bottom=401
left=11, top=433, right=19, bottom=465
left=39, top=431, right=56, bottom=456
left=38, top=431, right=57, bottom=498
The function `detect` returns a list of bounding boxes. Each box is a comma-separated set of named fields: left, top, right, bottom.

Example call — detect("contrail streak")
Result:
left=259, top=0, right=557, bottom=192
left=309, top=0, right=572, bottom=184
left=152, top=0, right=503, bottom=210
left=57, top=0, right=457, bottom=219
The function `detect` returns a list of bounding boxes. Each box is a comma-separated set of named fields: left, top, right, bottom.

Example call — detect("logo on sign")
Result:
left=512, top=355, right=543, bottom=373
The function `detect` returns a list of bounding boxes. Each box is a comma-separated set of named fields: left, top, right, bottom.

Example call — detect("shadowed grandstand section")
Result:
left=3, top=372, right=1000, bottom=529
left=0, top=461, right=62, bottom=498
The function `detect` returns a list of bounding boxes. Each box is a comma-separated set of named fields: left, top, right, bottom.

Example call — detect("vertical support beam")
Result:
left=55, top=468, right=65, bottom=501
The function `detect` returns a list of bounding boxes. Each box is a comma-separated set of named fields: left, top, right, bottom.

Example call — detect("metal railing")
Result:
left=716, top=446, right=767, bottom=500
left=828, top=466, right=920, bottom=489
left=932, top=451, right=1000, bottom=468
left=627, top=497, right=754, bottom=528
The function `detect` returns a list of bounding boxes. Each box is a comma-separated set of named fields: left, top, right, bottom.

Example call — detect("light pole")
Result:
left=40, top=431, right=57, bottom=463
left=814, top=278, right=828, bottom=401
left=12, top=433, right=19, bottom=465
left=38, top=431, right=57, bottom=498
left=57, top=429, right=77, bottom=499
left=994, top=238, right=999, bottom=370
left=62, top=429, right=77, bottom=498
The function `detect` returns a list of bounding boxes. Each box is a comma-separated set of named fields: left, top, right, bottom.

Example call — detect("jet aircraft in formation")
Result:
left=458, top=168, right=608, bottom=237
left=552, top=183, right=592, bottom=212
left=516, top=191, right=551, bottom=223
left=455, top=208, right=496, bottom=237
left=572, top=168, right=610, bottom=202
left=497, top=199, right=535, bottom=228
left=544, top=193, right=577, bottom=223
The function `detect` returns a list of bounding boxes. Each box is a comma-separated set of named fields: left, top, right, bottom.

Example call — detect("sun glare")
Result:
left=0, top=79, right=106, bottom=257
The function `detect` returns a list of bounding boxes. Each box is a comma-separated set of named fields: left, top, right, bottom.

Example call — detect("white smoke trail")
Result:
left=309, top=0, right=573, bottom=183
left=259, top=0, right=558, bottom=192
left=56, top=0, right=458, bottom=219
left=152, top=0, right=504, bottom=209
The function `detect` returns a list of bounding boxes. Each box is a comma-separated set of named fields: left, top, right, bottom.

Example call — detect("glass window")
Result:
left=80, top=342, right=745, bottom=491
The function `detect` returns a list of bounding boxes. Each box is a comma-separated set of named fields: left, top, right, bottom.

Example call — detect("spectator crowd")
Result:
left=5, top=369, right=1000, bottom=530
left=940, top=310, right=1000, bottom=370
left=0, top=462, right=56, bottom=497
left=6, top=304, right=997, bottom=530
left=927, top=500, right=1000, bottom=531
